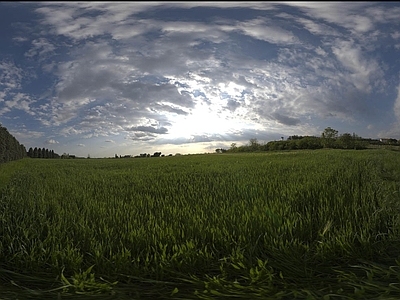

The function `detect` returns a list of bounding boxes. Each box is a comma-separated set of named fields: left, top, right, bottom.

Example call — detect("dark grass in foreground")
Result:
left=1, top=149, right=400, bottom=299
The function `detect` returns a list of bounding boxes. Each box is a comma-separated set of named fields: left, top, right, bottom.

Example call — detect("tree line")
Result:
left=27, top=147, right=60, bottom=159
left=217, top=127, right=378, bottom=153
left=0, top=123, right=27, bottom=164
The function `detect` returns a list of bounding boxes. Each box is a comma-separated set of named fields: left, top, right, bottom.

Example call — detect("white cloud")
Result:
left=230, top=18, right=299, bottom=45
left=13, top=36, right=29, bottom=43
left=45, top=139, right=59, bottom=144
left=331, top=40, right=383, bottom=92
left=365, top=6, right=400, bottom=23
left=294, top=17, right=341, bottom=37
left=286, top=2, right=375, bottom=34
left=25, top=38, right=56, bottom=60
left=392, top=31, right=400, bottom=40
left=9, top=128, right=44, bottom=141
left=2, top=1, right=398, bottom=154
left=1, top=93, right=34, bottom=116
left=394, top=84, right=400, bottom=121
left=0, top=61, right=23, bottom=91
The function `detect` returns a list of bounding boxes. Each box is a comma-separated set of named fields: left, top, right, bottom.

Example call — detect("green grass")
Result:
left=1, top=149, right=400, bottom=299
left=0, top=157, right=31, bottom=191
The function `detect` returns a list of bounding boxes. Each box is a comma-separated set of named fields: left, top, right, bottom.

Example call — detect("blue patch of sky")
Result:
left=173, top=81, right=190, bottom=89
left=137, top=75, right=170, bottom=85
left=1, top=33, right=35, bottom=59
left=19, top=70, right=56, bottom=96
left=228, top=32, right=279, bottom=62
left=379, top=48, right=400, bottom=78
left=369, top=88, right=399, bottom=119
left=140, top=29, right=165, bottom=42
left=240, top=89, right=252, bottom=98
left=219, top=92, right=230, bottom=100
left=192, top=90, right=206, bottom=98
left=0, top=4, right=36, bottom=45
left=2, top=112, right=43, bottom=132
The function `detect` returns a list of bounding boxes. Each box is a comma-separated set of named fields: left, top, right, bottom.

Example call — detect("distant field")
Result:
left=1, top=149, right=400, bottom=299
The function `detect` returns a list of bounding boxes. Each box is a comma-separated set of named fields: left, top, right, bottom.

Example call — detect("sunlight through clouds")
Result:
left=0, top=2, right=399, bottom=156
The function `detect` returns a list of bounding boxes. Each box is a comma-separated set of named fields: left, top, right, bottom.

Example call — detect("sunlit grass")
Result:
left=1, top=149, right=400, bottom=299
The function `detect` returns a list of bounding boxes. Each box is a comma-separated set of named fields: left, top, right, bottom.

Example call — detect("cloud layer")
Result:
left=0, top=2, right=399, bottom=156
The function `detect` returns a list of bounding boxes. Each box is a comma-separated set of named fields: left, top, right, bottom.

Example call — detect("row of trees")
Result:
left=27, top=147, right=60, bottom=159
left=220, top=127, right=370, bottom=153
left=0, top=124, right=27, bottom=164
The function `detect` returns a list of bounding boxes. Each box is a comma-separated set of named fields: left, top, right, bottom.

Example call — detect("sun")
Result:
left=168, top=102, right=239, bottom=138
left=166, top=79, right=252, bottom=139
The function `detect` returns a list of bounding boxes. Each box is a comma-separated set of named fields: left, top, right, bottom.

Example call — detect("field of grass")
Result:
left=1, top=149, right=400, bottom=299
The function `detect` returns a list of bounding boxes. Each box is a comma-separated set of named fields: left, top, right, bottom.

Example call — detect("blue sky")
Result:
left=1, top=2, right=400, bottom=157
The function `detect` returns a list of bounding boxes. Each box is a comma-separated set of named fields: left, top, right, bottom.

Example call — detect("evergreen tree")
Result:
left=33, top=147, right=38, bottom=158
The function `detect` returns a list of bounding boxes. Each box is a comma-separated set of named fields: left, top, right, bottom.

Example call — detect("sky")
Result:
left=1, top=2, right=400, bottom=157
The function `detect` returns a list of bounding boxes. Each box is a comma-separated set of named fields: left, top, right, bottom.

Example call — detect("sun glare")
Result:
left=169, top=102, right=238, bottom=138
left=165, top=79, right=253, bottom=139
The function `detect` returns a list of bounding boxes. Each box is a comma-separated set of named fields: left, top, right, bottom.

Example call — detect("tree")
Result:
left=288, top=135, right=303, bottom=140
left=28, top=147, right=33, bottom=157
left=0, top=127, right=5, bottom=164
left=33, top=147, right=38, bottom=158
left=338, top=133, right=354, bottom=149
left=0, top=124, right=27, bottom=164
left=249, top=138, right=260, bottom=151
left=321, top=127, right=338, bottom=148
left=230, top=143, right=237, bottom=152
left=297, top=136, right=323, bottom=150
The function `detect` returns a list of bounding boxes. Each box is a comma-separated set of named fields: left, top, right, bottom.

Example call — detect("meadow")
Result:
left=1, top=149, right=400, bottom=299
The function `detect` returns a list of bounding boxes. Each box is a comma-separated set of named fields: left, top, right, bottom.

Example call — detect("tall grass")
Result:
left=1, top=149, right=400, bottom=299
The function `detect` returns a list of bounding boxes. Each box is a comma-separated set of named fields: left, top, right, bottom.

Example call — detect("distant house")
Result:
left=380, top=138, right=398, bottom=144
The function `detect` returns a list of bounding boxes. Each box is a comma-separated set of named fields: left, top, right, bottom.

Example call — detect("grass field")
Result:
left=1, top=149, right=400, bottom=299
